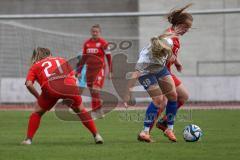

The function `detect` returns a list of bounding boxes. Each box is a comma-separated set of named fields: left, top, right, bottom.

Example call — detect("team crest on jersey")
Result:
left=96, top=42, right=101, bottom=47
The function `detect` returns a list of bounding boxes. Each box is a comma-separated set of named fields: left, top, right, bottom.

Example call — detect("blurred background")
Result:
left=0, top=0, right=239, bottom=106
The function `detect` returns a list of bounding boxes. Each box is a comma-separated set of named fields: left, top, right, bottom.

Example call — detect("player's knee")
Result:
left=71, top=97, right=83, bottom=112
left=71, top=107, right=80, bottom=113
left=33, top=110, right=45, bottom=116
left=74, top=103, right=85, bottom=113
left=38, top=111, right=46, bottom=116
left=183, top=92, right=189, bottom=102
left=152, top=96, right=164, bottom=107
left=33, top=105, right=46, bottom=116
left=178, top=92, right=189, bottom=102
left=166, top=91, right=178, bottom=101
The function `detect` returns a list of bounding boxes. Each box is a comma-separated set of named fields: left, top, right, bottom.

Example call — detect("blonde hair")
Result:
left=31, top=47, right=51, bottom=65
left=151, top=33, right=174, bottom=59
left=91, top=24, right=101, bottom=31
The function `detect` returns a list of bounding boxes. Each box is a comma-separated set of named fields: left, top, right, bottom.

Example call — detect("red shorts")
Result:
left=86, top=68, right=105, bottom=88
left=171, top=74, right=182, bottom=87
left=38, top=78, right=82, bottom=111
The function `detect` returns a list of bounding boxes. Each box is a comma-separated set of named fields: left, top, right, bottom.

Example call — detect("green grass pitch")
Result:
left=0, top=109, right=240, bottom=160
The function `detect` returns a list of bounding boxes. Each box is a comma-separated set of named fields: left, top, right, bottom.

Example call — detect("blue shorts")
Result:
left=138, top=66, right=170, bottom=90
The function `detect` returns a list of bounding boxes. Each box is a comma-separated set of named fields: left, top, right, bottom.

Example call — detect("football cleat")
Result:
left=21, top=139, right=32, bottom=145
left=164, top=129, right=177, bottom=142
left=94, top=134, right=104, bottom=144
left=137, top=131, right=154, bottom=143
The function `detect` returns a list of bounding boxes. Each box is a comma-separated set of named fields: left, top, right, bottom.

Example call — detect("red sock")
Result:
left=177, top=100, right=184, bottom=109
left=90, top=92, right=101, bottom=111
left=78, top=108, right=97, bottom=135
left=27, top=112, right=42, bottom=139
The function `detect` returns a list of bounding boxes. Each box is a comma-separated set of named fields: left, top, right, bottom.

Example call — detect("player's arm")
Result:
left=168, top=54, right=177, bottom=63
left=106, top=53, right=112, bottom=78
left=25, top=81, right=39, bottom=99
left=174, top=57, right=183, bottom=72
left=104, top=43, right=112, bottom=79
left=76, top=44, right=87, bottom=77
left=25, top=66, right=39, bottom=99
left=76, top=55, right=84, bottom=76
left=123, top=71, right=139, bottom=107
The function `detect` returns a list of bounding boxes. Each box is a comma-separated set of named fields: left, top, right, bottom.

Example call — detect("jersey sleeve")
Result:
left=172, top=37, right=180, bottom=56
left=82, top=41, right=87, bottom=55
left=101, top=38, right=111, bottom=55
left=26, top=65, right=37, bottom=83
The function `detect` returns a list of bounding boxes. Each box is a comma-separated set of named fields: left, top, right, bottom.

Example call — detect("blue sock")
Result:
left=166, top=100, right=177, bottom=126
left=144, top=102, right=158, bottom=131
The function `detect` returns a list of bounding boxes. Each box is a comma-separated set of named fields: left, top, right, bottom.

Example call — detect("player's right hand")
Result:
left=123, top=93, right=136, bottom=108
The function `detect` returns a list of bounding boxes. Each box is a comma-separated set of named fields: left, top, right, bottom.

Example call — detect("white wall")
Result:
left=180, top=76, right=240, bottom=101
left=1, top=77, right=239, bottom=103
left=0, top=78, right=36, bottom=103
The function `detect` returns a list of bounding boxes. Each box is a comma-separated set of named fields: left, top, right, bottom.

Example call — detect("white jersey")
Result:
left=136, top=38, right=173, bottom=75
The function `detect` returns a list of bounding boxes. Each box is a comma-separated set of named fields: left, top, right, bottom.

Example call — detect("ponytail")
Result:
left=167, top=3, right=193, bottom=26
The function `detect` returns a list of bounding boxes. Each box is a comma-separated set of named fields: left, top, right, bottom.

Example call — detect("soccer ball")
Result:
left=183, top=124, right=203, bottom=142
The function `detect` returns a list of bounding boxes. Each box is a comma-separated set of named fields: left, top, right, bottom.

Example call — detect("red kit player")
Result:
left=22, top=47, right=103, bottom=145
left=77, top=24, right=112, bottom=119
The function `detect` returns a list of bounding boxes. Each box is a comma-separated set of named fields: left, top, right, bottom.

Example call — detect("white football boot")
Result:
left=94, top=133, right=104, bottom=144
left=21, top=139, right=32, bottom=145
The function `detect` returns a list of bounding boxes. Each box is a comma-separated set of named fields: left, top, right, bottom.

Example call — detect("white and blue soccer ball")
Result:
left=183, top=124, right=203, bottom=142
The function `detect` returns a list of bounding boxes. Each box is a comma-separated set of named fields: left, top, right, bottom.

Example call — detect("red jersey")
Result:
left=26, top=56, right=75, bottom=88
left=82, top=37, right=109, bottom=65
left=166, top=27, right=180, bottom=72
